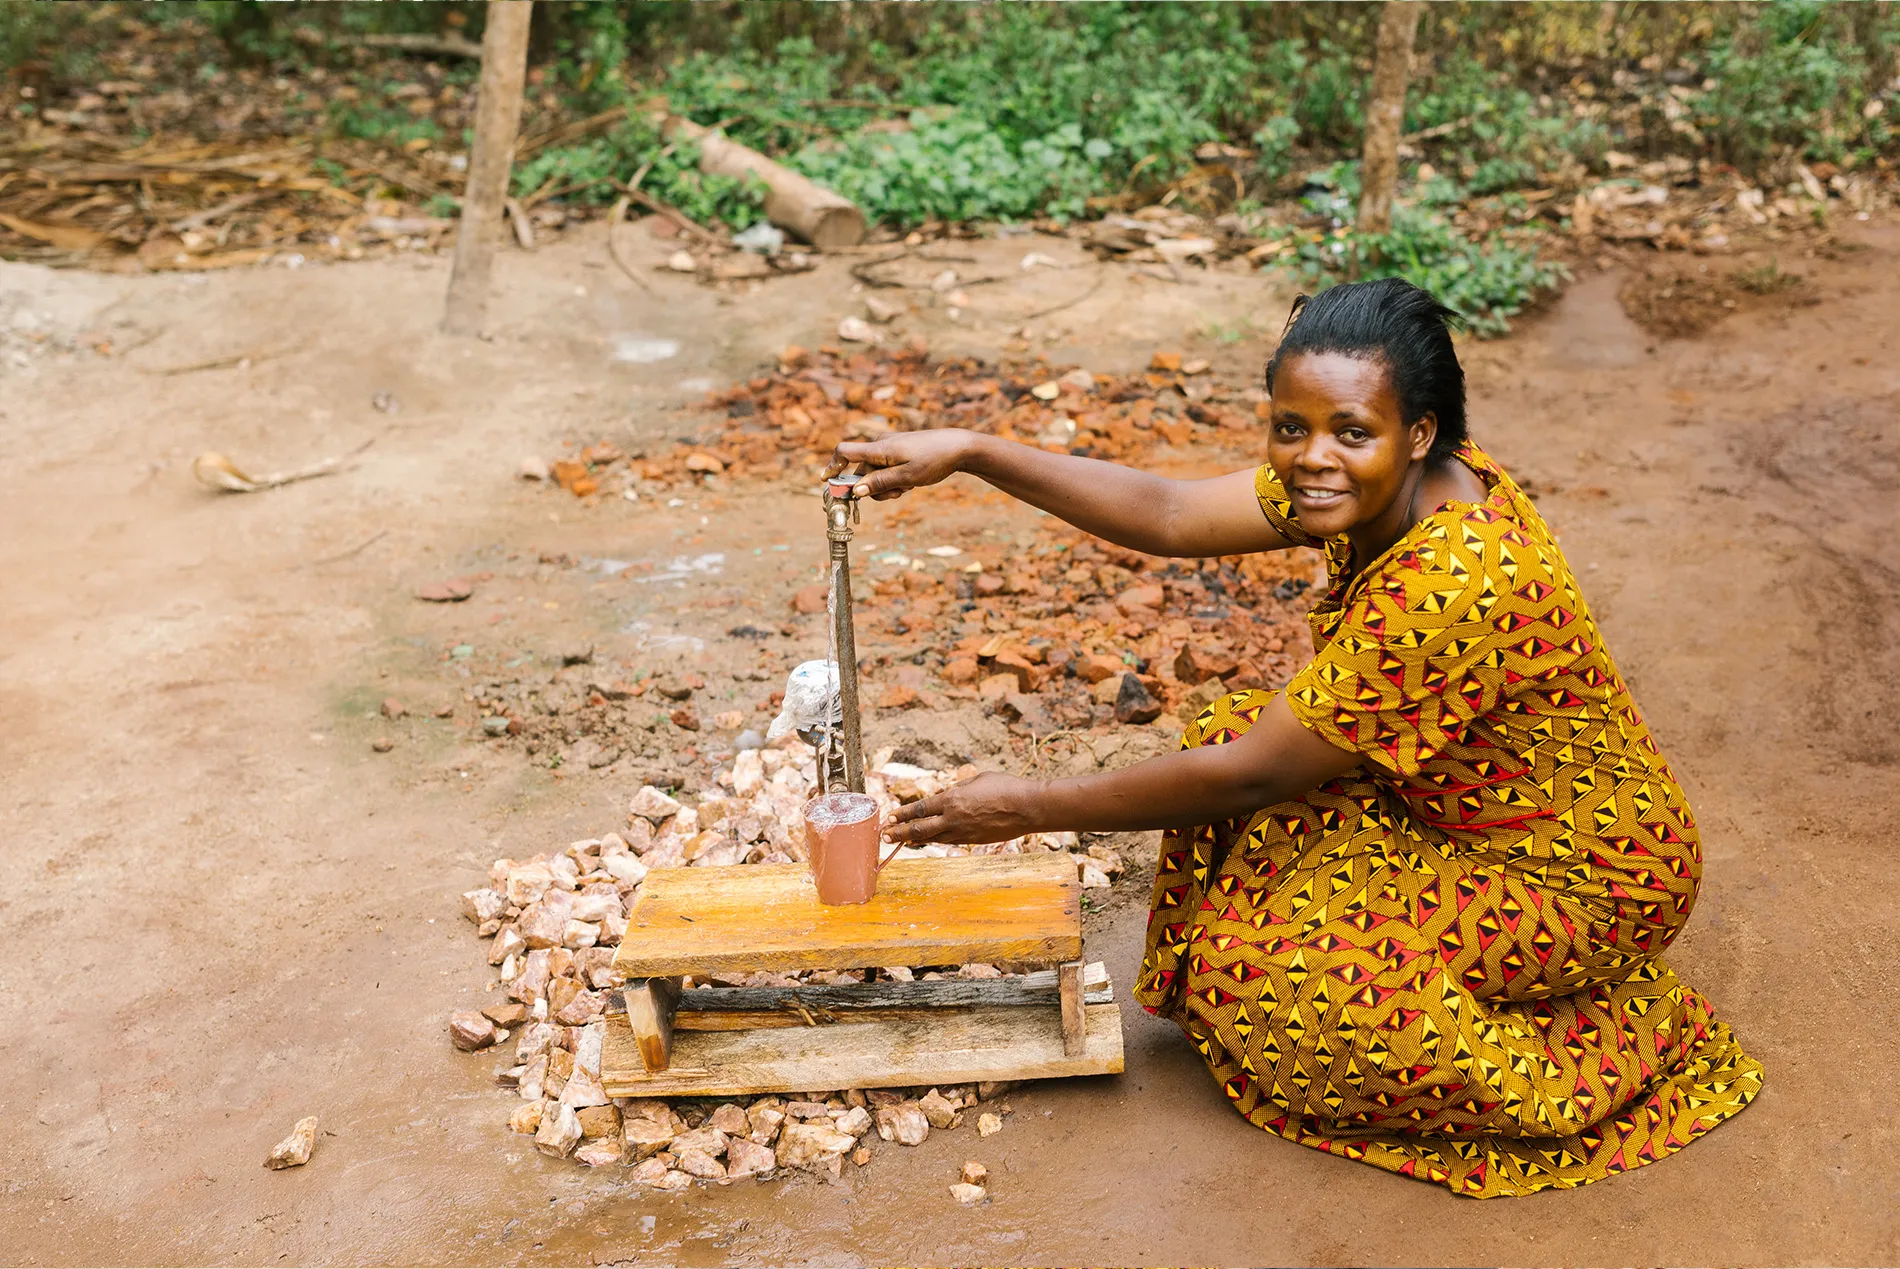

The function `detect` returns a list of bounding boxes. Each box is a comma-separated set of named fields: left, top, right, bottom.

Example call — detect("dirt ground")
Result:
left=3, top=215, right=1898, bottom=1268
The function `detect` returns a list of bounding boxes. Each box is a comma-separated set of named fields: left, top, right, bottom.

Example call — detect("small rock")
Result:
left=380, top=697, right=407, bottom=719
left=624, top=1116, right=677, bottom=1161
left=1150, top=350, right=1183, bottom=372
left=776, top=1121, right=857, bottom=1172
left=961, top=1160, right=988, bottom=1185
left=875, top=1103, right=930, bottom=1146
left=977, top=1112, right=1003, bottom=1138
left=666, top=250, right=697, bottom=273
left=675, top=1146, right=727, bottom=1179
left=725, top=1138, right=777, bottom=1178
left=838, top=315, right=880, bottom=343
left=372, top=390, right=401, bottom=413
left=481, top=1000, right=530, bottom=1030
left=481, top=716, right=510, bottom=736
left=851, top=1146, right=872, bottom=1167
left=670, top=1125, right=729, bottom=1158
left=488, top=925, right=525, bottom=967
left=574, top=1138, right=623, bottom=1168
left=918, top=1088, right=961, bottom=1130
left=628, top=786, right=682, bottom=823
left=708, top=1103, right=751, bottom=1135
left=949, top=1182, right=988, bottom=1205
left=1116, top=583, right=1165, bottom=613
left=669, top=707, right=700, bottom=731
left=516, top=889, right=574, bottom=950
left=746, top=1105, right=785, bottom=1145
left=629, top=1157, right=670, bottom=1185
left=1113, top=673, right=1163, bottom=724
left=535, top=1103, right=583, bottom=1157
left=575, top=1104, right=621, bottom=1139
left=791, top=583, right=828, bottom=615
left=508, top=1102, right=544, bottom=1135
left=653, top=1169, right=693, bottom=1191
left=1174, top=644, right=1239, bottom=686
left=1030, top=380, right=1061, bottom=401
left=784, top=1100, right=831, bottom=1120
left=519, top=456, right=550, bottom=481
left=463, top=888, right=506, bottom=923
left=263, top=1116, right=318, bottom=1170
left=864, top=295, right=902, bottom=323
left=976, top=1081, right=1014, bottom=1100
left=832, top=1105, right=873, bottom=1138
left=876, top=684, right=921, bottom=710
left=449, top=1010, right=497, bottom=1052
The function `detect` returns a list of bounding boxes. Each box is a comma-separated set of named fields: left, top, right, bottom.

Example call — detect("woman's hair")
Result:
left=1263, top=277, right=1468, bottom=460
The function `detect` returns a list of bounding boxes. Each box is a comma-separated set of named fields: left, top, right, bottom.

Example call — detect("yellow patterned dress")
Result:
left=1133, top=443, right=1762, bottom=1197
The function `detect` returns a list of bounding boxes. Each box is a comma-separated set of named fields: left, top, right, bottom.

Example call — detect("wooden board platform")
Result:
left=634, top=962, right=1113, bottom=1032
left=602, top=971, right=1124, bottom=1098
left=611, top=853, right=1082, bottom=979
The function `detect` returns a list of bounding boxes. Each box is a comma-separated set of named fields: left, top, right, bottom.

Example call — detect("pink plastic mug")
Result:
left=803, top=792, right=900, bottom=905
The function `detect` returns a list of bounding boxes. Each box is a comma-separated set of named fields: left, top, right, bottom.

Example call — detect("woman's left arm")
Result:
left=886, top=694, right=1365, bottom=844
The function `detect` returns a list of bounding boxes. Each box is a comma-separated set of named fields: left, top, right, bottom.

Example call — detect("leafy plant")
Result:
left=1293, top=197, right=1569, bottom=338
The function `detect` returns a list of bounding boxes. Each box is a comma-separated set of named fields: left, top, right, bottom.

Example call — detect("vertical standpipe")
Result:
left=825, top=488, right=866, bottom=794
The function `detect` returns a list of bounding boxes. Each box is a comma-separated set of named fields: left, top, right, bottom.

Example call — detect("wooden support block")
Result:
left=601, top=974, right=1124, bottom=1099
left=612, top=854, right=1081, bottom=979
left=617, top=962, right=1113, bottom=1032
left=1058, top=960, right=1086, bottom=1057
left=624, top=977, right=681, bottom=1073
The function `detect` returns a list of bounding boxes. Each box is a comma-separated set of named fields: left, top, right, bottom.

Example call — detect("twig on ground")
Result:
left=305, top=529, right=389, bottom=568
left=623, top=186, right=726, bottom=245
left=145, top=348, right=290, bottom=376
left=191, top=437, right=376, bottom=494
left=167, top=191, right=268, bottom=233
left=1019, top=267, right=1109, bottom=322
left=605, top=196, right=658, bottom=296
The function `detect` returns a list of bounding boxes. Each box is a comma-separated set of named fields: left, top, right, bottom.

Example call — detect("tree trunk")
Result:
left=1356, top=0, right=1423, bottom=238
left=442, top=0, right=533, bottom=337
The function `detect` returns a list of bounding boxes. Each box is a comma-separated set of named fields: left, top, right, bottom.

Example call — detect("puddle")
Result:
left=612, top=335, right=681, bottom=364
left=634, top=552, right=726, bottom=584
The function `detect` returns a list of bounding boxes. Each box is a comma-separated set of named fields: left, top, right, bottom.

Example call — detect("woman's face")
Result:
left=1266, top=351, right=1434, bottom=540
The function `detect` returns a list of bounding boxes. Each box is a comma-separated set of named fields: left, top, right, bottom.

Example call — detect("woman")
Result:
left=825, top=278, right=1761, bottom=1197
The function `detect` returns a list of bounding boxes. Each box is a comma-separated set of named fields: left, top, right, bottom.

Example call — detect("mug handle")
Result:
left=874, top=834, right=905, bottom=872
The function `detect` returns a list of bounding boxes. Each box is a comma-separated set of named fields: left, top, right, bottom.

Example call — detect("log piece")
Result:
left=661, top=116, right=866, bottom=250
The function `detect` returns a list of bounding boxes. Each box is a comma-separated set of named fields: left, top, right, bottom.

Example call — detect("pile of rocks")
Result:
left=449, top=743, right=1122, bottom=1190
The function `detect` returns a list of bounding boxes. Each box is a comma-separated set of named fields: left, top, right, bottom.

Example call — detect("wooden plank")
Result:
left=611, top=963, right=1112, bottom=1031
left=602, top=999, right=1124, bottom=1099
left=624, top=977, right=680, bottom=1073
left=1058, top=960, right=1086, bottom=1058
left=611, top=854, right=1081, bottom=978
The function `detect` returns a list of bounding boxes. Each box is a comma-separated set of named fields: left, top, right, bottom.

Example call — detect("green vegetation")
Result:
left=2, top=0, right=1896, bottom=331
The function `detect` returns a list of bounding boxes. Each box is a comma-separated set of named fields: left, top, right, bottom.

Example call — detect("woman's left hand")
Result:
left=885, top=772, right=1044, bottom=845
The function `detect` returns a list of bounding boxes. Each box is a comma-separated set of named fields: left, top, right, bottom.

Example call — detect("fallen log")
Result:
left=660, top=115, right=866, bottom=250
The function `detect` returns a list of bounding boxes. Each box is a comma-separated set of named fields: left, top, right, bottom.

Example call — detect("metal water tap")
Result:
left=819, top=481, right=866, bottom=795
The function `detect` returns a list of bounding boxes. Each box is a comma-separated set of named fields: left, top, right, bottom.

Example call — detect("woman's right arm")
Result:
left=826, top=430, right=1297, bottom=559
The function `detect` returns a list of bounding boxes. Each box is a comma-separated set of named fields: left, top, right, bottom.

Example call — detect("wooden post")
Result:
left=1356, top=0, right=1423, bottom=238
left=442, top=0, right=533, bottom=336
left=1057, top=960, right=1086, bottom=1058
left=624, top=977, right=683, bottom=1073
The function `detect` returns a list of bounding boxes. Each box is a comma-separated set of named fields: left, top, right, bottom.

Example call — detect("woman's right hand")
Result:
left=824, top=429, right=980, bottom=501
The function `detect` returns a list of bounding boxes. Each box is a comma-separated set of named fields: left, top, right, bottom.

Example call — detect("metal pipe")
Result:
left=825, top=492, right=866, bottom=794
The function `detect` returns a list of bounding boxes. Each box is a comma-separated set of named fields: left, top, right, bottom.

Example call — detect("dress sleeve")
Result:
left=1254, top=464, right=1321, bottom=548
left=1283, top=515, right=1521, bottom=776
